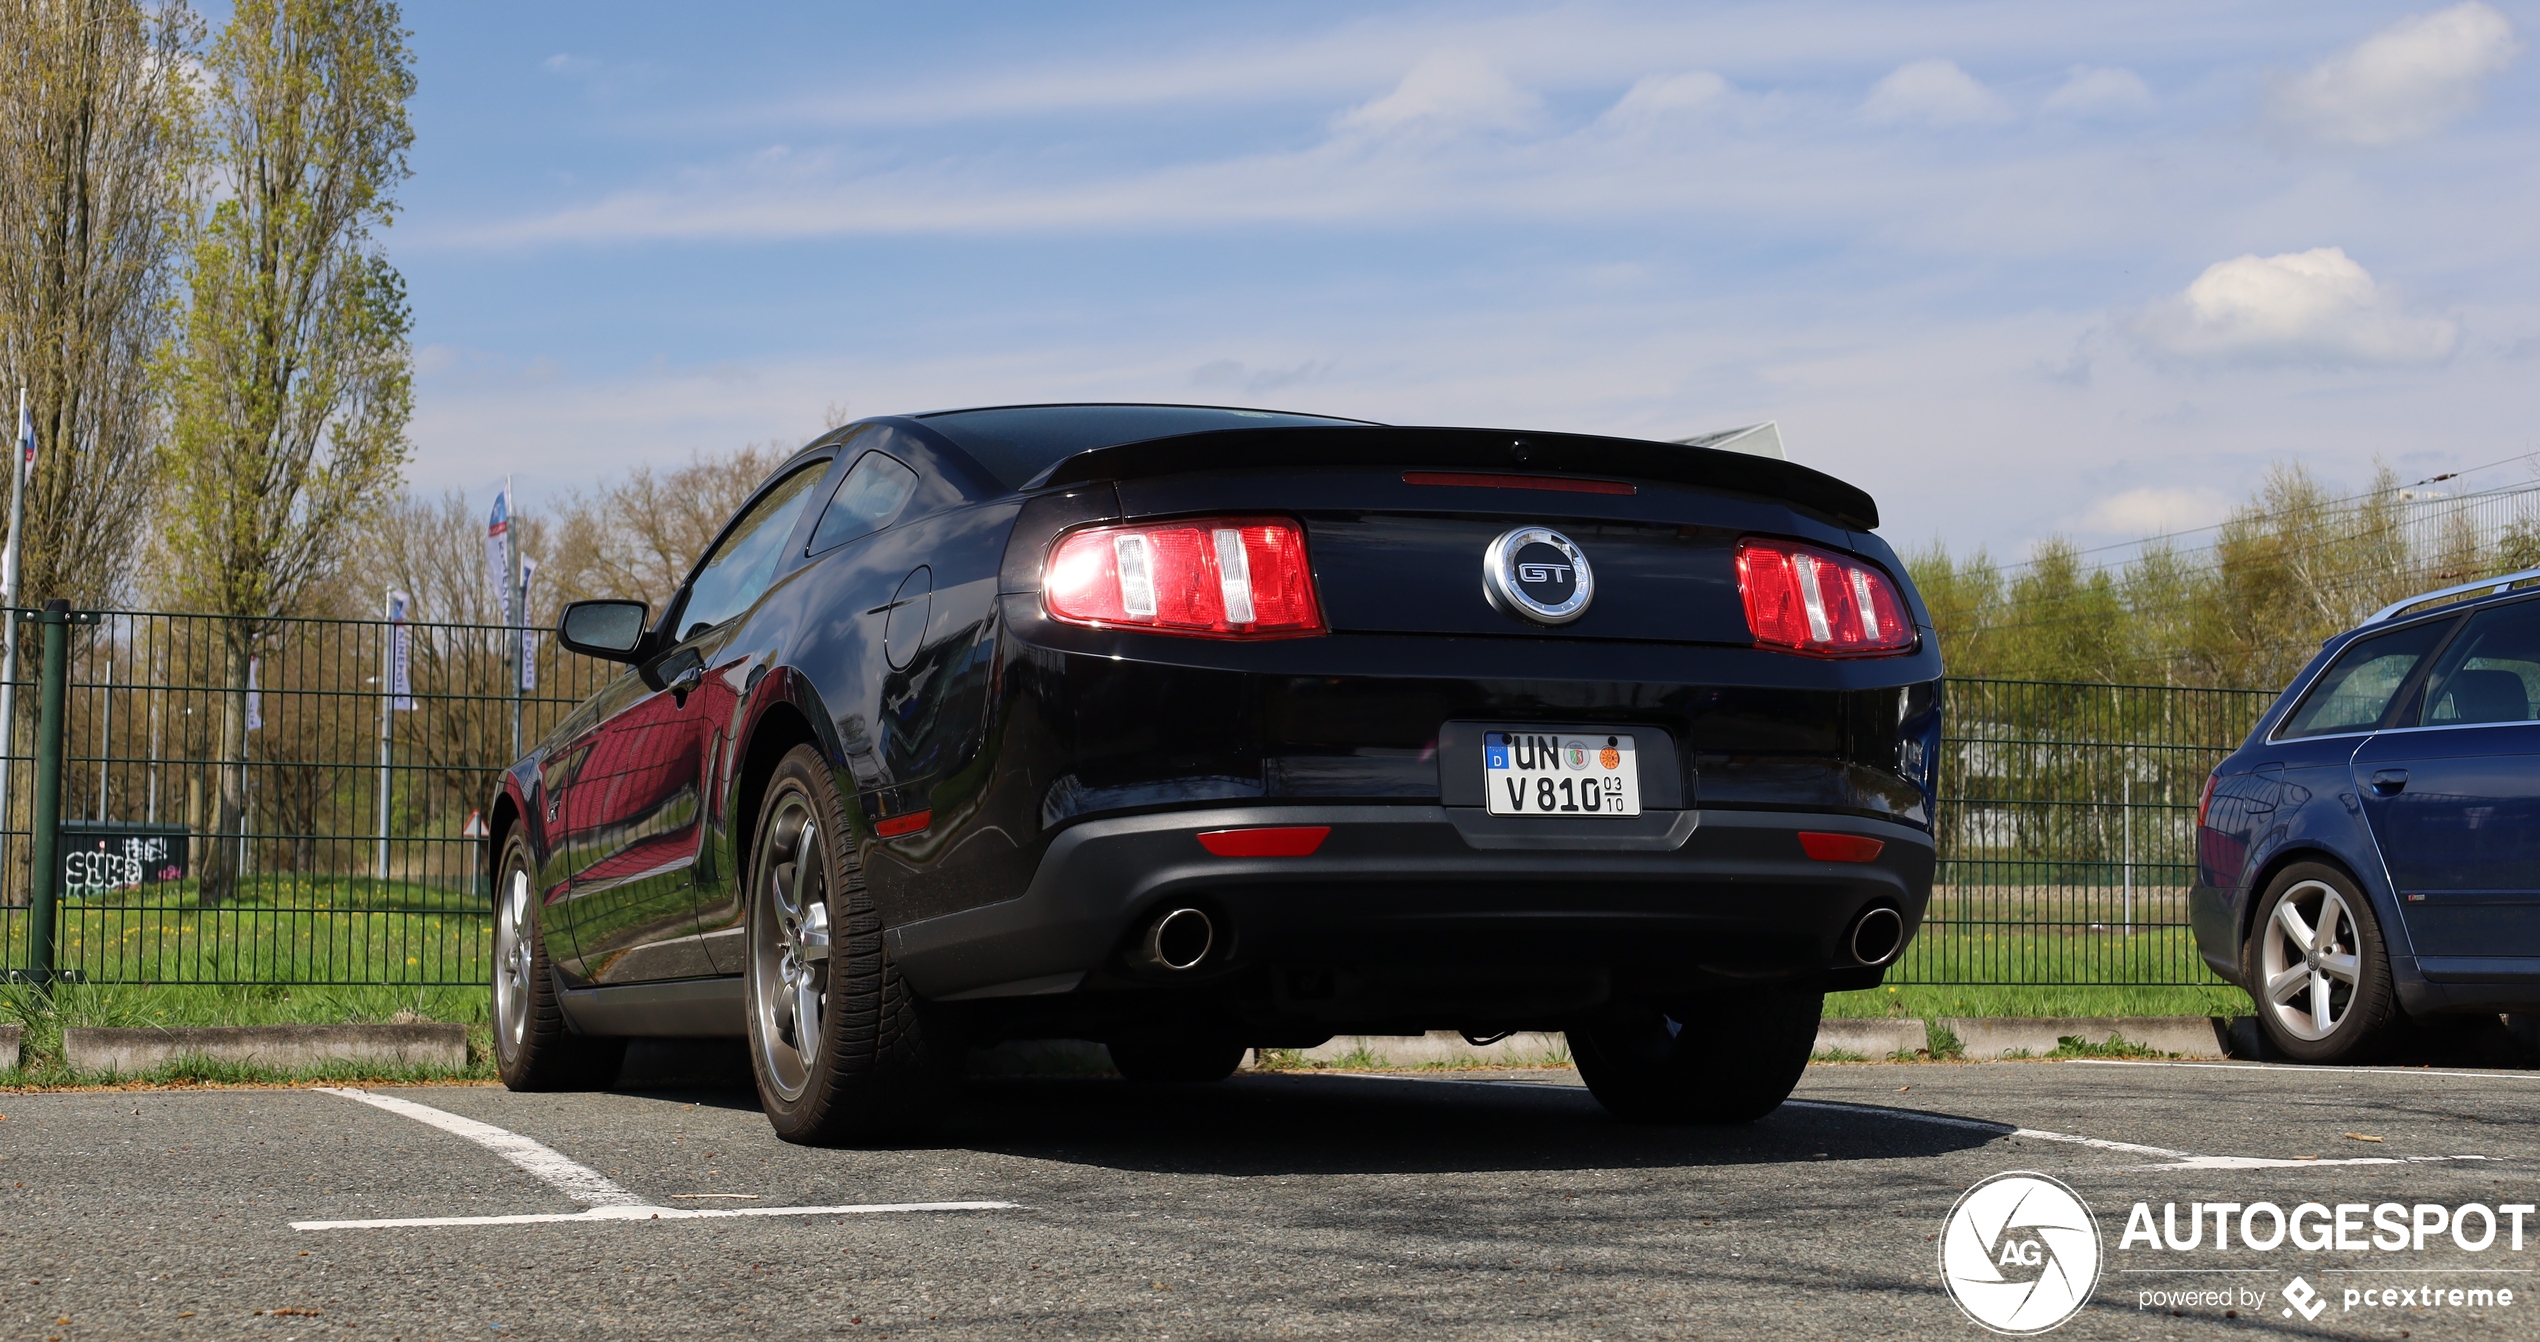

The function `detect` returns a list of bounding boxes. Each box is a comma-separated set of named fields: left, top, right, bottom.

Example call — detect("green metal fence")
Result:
left=0, top=607, right=613, bottom=986
left=1895, top=678, right=2278, bottom=987
left=0, top=608, right=2283, bottom=989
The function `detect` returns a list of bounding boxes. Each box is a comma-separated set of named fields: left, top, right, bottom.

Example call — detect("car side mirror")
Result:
left=556, top=599, right=651, bottom=662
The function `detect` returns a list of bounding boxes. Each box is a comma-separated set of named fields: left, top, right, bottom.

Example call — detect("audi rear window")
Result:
left=916, top=404, right=1372, bottom=488
left=2276, top=618, right=2455, bottom=739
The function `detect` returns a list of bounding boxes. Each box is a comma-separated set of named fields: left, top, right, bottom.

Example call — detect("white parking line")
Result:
left=292, top=1200, right=1020, bottom=1231
left=316, top=1087, right=646, bottom=1207
left=300, top=1088, right=1018, bottom=1232
left=2066, top=1059, right=2540, bottom=1083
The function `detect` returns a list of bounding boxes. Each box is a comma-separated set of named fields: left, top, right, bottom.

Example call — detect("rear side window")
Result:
left=808, top=451, right=919, bottom=554
left=2276, top=619, right=2454, bottom=739
left=2414, top=601, right=2540, bottom=726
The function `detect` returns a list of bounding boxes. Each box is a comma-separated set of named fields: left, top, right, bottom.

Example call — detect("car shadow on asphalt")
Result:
left=605, top=1040, right=2009, bottom=1174
left=933, top=1072, right=2001, bottom=1176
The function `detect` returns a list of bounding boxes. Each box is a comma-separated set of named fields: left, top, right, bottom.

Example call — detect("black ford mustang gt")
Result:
left=489, top=403, right=1942, bottom=1142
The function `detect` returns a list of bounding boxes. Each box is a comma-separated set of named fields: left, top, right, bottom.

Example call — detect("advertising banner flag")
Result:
left=518, top=557, right=538, bottom=690
left=388, top=591, right=414, bottom=710
left=484, top=488, right=512, bottom=626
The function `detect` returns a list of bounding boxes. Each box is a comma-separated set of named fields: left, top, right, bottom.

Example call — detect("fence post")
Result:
left=22, top=600, right=71, bottom=989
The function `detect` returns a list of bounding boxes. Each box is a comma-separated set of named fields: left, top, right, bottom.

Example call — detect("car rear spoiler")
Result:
left=1028, top=425, right=1880, bottom=531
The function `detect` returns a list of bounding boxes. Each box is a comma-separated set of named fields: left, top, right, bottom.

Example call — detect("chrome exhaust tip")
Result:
left=1136, top=907, right=1216, bottom=972
left=1850, top=906, right=1905, bottom=967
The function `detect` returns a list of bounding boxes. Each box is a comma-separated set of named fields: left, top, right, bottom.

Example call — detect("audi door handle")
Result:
left=2370, top=768, right=2409, bottom=794
left=667, top=663, right=705, bottom=705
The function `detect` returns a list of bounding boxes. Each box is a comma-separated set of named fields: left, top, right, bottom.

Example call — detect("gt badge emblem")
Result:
left=1483, top=527, right=1594, bottom=625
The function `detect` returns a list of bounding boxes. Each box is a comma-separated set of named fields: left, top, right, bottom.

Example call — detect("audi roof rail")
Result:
left=2369, top=566, right=2540, bottom=624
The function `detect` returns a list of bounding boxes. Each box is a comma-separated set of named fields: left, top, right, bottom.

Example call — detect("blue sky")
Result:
left=393, top=1, right=2540, bottom=560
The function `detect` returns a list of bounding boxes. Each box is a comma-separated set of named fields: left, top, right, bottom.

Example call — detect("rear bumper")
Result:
left=884, top=804, right=1933, bottom=1004
left=2189, top=882, right=2244, bottom=985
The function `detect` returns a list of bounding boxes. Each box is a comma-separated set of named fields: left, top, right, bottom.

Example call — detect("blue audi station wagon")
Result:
left=2194, top=572, right=2540, bottom=1062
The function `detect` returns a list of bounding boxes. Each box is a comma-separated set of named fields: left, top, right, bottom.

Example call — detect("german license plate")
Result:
left=1483, top=731, right=1641, bottom=816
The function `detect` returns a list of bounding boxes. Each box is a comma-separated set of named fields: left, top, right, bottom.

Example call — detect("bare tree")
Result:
left=541, top=445, right=778, bottom=610
left=0, top=0, right=199, bottom=608
left=158, top=0, right=414, bottom=901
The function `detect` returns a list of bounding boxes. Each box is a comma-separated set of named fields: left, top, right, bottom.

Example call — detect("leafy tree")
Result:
left=1914, top=462, right=2539, bottom=692
left=158, top=0, right=414, bottom=900
left=0, top=0, right=198, bottom=608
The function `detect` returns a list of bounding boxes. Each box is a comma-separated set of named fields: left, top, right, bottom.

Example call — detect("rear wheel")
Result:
left=746, top=745, right=960, bottom=1144
left=1569, top=989, right=1821, bottom=1124
left=1107, top=1032, right=1248, bottom=1083
left=491, top=828, right=625, bottom=1091
left=2245, top=862, right=2402, bottom=1064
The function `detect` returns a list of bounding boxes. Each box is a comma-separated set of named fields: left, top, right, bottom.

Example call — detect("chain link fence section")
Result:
left=0, top=608, right=613, bottom=985
left=1897, top=677, right=2279, bottom=987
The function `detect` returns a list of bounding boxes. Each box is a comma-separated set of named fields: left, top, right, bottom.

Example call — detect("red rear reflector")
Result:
left=1735, top=538, right=1915, bottom=658
left=1196, top=826, right=1330, bottom=857
left=875, top=810, right=931, bottom=838
left=1044, top=516, right=1323, bottom=637
left=1402, top=471, right=1637, bottom=496
left=1798, top=831, right=1884, bottom=863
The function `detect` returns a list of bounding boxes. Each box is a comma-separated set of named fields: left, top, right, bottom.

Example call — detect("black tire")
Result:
left=2242, top=862, right=2403, bottom=1064
left=746, top=745, right=960, bottom=1145
left=1107, top=1033, right=1248, bottom=1083
left=491, top=828, right=625, bottom=1091
left=1568, top=989, right=1822, bottom=1124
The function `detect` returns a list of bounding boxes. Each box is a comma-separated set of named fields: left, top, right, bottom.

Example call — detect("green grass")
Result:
left=0, top=981, right=493, bottom=1088
left=1826, top=983, right=2252, bottom=1020
left=1847, top=912, right=2253, bottom=1022
left=1, top=875, right=489, bottom=986
left=2048, top=1032, right=2176, bottom=1060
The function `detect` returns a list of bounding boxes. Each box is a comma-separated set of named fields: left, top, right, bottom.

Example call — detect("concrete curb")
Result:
left=1940, top=1016, right=2231, bottom=1060
left=61, top=1024, right=468, bottom=1076
left=1814, top=1018, right=1929, bottom=1057
left=0, top=1023, right=19, bottom=1071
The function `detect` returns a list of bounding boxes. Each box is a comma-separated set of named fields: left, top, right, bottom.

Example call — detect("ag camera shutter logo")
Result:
left=1941, top=1172, right=2103, bottom=1334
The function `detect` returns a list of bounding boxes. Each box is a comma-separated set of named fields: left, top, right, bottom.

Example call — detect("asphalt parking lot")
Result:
left=6, top=1057, right=2538, bottom=1340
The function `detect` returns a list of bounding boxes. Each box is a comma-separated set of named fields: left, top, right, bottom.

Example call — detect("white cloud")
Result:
left=2131, top=247, right=2459, bottom=366
left=2068, top=486, right=2232, bottom=537
left=2041, top=66, right=2154, bottom=118
left=542, top=53, right=599, bottom=76
left=1333, top=50, right=1539, bottom=136
left=1592, top=71, right=1731, bottom=133
left=2266, top=2, right=2521, bottom=146
left=1861, top=59, right=2010, bottom=127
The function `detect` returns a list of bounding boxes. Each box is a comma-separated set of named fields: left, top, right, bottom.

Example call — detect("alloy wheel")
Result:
left=493, top=860, right=533, bottom=1059
left=751, top=789, right=833, bottom=1102
left=2257, top=879, right=2364, bottom=1042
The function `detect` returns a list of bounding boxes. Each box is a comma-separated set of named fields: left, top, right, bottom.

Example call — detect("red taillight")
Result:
left=2196, top=773, right=2219, bottom=830
left=1044, top=516, right=1323, bottom=637
left=1798, top=831, right=1886, bottom=862
left=1196, top=826, right=1330, bottom=857
left=1735, top=538, right=1915, bottom=657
